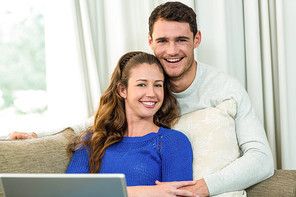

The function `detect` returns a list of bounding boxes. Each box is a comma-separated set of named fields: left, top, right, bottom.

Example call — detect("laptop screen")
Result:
left=0, top=173, right=127, bottom=197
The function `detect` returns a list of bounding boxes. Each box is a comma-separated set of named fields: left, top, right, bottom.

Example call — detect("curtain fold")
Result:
left=243, top=0, right=280, bottom=168
left=67, top=0, right=296, bottom=169
left=73, top=0, right=102, bottom=116
left=243, top=0, right=265, bottom=124
left=274, top=0, right=296, bottom=169
left=258, top=0, right=278, bottom=169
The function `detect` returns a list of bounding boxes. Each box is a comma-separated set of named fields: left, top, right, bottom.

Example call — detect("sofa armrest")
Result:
left=246, top=170, right=296, bottom=197
left=0, top=127, right=75, bottom=173
left=0, top=128, right=77, bottom=197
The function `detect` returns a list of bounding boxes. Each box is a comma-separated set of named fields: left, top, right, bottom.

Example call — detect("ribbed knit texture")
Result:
left=67, top=127, right=193, bottom=186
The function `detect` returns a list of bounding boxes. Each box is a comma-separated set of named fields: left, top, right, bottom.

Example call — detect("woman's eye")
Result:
left=155, top=84, right=163, bottom=87
left=137, top=84, right=145, bottom=87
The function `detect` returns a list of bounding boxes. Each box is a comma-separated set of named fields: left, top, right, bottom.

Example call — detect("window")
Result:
left=0, top=0, right=91, bottom=137
left=0, top=0, right=46, bottom=136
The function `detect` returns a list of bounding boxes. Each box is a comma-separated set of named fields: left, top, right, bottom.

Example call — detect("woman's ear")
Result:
left=117, top=83, right=127, bottom=99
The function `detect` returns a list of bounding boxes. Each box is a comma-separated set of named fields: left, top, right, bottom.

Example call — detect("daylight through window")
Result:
left=0, top=0, right=46, bottom=136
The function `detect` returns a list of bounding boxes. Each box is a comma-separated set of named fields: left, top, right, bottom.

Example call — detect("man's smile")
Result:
left=165, top=57, right=184, bottom=63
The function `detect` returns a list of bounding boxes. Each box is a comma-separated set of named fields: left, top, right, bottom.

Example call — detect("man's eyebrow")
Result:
left=155, top=37, right=167, bottom=41
left=176, top=36, right=190, bottom=40
left=155, top=36, right=190, bottom=41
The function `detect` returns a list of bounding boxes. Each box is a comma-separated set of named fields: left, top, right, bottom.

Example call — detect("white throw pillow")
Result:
left=173, top=99, right=246, bottom=197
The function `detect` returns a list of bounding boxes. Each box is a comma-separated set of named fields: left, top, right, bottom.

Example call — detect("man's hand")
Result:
left=179, top=178, right=209, bottom=197
left=7, top=131, right=38, bottom=139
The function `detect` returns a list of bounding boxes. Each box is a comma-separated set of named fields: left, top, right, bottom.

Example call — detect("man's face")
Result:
left=149, top=19, right=201, bottom=80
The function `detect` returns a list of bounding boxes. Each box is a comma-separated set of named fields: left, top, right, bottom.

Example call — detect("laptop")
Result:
left=0, top=173, right=127, bottom=197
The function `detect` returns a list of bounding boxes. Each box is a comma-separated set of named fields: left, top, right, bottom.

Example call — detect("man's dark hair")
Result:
left=149, top=1, right=198, bottom=38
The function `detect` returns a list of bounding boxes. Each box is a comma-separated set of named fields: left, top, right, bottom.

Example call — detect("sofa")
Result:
left=0, top=127, right=296, bottom=197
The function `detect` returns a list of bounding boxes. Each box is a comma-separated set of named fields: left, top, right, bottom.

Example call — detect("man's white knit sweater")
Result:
left=72, top=62, right=274, bottom=196
left=172, top=62, right=274, bottom=195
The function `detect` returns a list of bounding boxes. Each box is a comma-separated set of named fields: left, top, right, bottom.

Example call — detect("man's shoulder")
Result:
left=197, top=62, right=241, bottom=87
left=198, top=62, right=231, bottom=78
left=195, top=62, right=248, bottom=106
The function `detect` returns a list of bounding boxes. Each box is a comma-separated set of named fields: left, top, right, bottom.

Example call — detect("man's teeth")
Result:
left=166, top=58, right=181, bottom=63
left=142, top=102, right=155, bottom=106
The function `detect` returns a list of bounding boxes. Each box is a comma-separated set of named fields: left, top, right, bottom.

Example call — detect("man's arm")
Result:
left=7, top=131, right=37, bottom=139
left=158, top=179, right=209, bottom=197
left=128, top=181, right=197, bottom=197
left=201, top=90, right=274, bottom=195
left=70, top=116, right=94, bottom=134
left=174, top=91, right=273, bottom=196
left=7, top=116, right=94, bottom=139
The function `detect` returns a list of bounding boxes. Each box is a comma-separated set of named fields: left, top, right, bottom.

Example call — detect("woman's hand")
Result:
left=7, top=131, right=38, bottom=139
left=127, top=180, right=198, bottom=197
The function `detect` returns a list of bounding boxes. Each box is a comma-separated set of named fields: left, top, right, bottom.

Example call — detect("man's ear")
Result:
left=194, top=30, right=202, bottom=48
left=148, top=33, right=153, bottom=48
left=117, top=83, right=127, bottom=99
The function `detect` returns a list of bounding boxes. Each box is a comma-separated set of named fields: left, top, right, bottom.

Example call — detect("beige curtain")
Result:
left=65, top=0, right=296, bottom=169
left=72, top=0, right=102, bottom=116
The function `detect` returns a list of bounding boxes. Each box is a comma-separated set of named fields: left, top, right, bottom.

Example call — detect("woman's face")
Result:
left=119, top=63, right=164, bottom=121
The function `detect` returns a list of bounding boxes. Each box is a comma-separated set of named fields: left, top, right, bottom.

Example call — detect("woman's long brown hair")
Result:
left=68, top=51, right=180, bottom=173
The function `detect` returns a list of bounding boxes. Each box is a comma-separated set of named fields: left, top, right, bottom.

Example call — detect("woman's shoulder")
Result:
left=158, top=127, right=192, bottom=154
left=158, top=127, right=190, bottom=141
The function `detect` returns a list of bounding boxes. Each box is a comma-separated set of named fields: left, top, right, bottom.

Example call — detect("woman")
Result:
left=67, top=51, right=195, bottom=196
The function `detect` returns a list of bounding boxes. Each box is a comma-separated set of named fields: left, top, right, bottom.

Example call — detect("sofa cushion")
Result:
left=173, top=99, right=246, bottom=196
left=0, top=127, right=75, bottom=174
left=246, top=170, right=296, bottom=197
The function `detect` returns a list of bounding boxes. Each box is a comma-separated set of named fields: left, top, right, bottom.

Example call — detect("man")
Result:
left=147, top=2, right=273, bottom=196
left=8, top=1, right=274, bottom=196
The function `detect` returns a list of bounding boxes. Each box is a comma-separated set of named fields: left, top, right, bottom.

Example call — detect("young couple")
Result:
left=8, top=1, right=274, bottom=196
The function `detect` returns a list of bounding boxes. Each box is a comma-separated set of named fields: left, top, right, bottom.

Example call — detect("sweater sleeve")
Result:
left=203, top=82, right=274, bottom=195
left=66, top=146, right=90, bottom=173
left=160, top=129, right=193, bottom=182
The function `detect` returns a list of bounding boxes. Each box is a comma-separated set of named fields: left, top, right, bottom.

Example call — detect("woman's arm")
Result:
left=161, top=130, right=193, bottom=182
left=66, top=146, right=90, bottom=173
